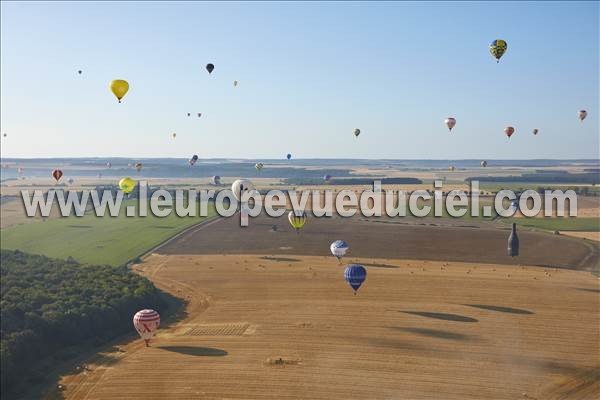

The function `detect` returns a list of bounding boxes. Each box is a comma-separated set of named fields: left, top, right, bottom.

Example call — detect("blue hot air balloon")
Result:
left=286, top=153, right=292, bottom=160
left=344, top=264, right=366, bottom=295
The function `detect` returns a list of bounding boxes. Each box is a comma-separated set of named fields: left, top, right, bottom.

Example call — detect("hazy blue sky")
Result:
left=1, top=1, right=598, bottom=159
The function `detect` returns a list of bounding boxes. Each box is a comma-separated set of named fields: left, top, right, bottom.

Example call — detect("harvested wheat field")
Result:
left=55, top=250, right=599, bottom=399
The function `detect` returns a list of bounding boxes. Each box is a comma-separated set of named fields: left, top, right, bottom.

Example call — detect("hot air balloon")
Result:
left=507, top=223, right=519, bottom=257
left=255, top=162, right=264, bottom=172
left=206, top=63, right=214, bottom=74
left=231, top=179, right=255, bottom=201
left=288, top=210, right=307, bottom=233
left=449, top=166, right=456, bottom=172
left=67, top=178, right=74, bottom=185
left=134, top=162, right=143, bottom=172
left=533, top=129, right=539, bottom=135
left=187, top=113, right=191, bottom=117
left=106, top=162, right=112, bottom=169
left=189, top=154, right=199, bottom=166
left=233, top=80, right=238, bottom=87
left=323, top=174, right=332, bottom=182
left=353, top=128, right=361, bottom=138
left=77, top=70, right=82, bottom=75
left=445, top=117, right=456, bottom=131
left=330, top=240, right=349, bottom=263
left=489, top=39, right=508, bottom=63
left=286, top=153, right=292, bottom=160
left=109, top=79, right=129, bottom=103
left=52, top=169, right=63, bottom=182
left=578, top=110, right=587, bottom=121
left=197, top=113, right=202, bottom=118
left=344, top=264, right=366, bottom=294
left=504, top=126, right=515, bottom=138
left=2, top=133, right=6, bottom=137
left=119, top=177, right=136, bottom=194
left=212, top=175, right=221, bottom=185
left=481, top=161, right=488, bottom=168
left=172, top=133, right=177, bottom=139
left=133, top=309, right=160, bottom=347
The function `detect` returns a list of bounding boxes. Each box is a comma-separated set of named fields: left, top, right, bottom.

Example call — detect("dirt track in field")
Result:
left=157, top=213, right=598, bottom=271
left=56, top=253, right=600, bottom=400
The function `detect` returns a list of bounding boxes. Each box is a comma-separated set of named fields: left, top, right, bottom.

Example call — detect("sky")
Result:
left=0, top=1, right=598, bottom=159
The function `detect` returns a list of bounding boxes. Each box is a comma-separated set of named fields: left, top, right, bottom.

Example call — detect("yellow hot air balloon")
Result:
left=110, top=79, right=129, bottom=103
left=489, top=40, right=507, bottom=63
left=119, top=177, right=136, bottom=194
left=288, top=210, right=307, bottom=233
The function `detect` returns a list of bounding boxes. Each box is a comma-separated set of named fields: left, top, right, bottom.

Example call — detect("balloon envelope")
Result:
left=286, top=153, right=292, bottom=160
left=445, top=117, right=456, bottom=131
left=52, top=169, right=63, bottom=182
left=578, top=110, right=587, bottom=121
left=330, top=240, right=349, bottom=260
left=206, top=63, right=214, bottom=74
left=344, top=264, right=366, bottom=293
left=504, top=126, right=515, bottom=138
left=353, top=128, right=361, bottom=137
left=119, top=177, right=136, bottom=194
left=133, top=309, right=160, bottom=346
left=489, top=39, right=508, bottom=62
left=109, top=79, right=129, bottom=103
left=288, top=210, right=307, bottom=231
left=212, top=175, right=221, bottom=185
left=231, top=179, right=255, bottom=201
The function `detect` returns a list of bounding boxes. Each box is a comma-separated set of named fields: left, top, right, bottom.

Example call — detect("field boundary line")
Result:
left=138, top=215, right=223, bottom=261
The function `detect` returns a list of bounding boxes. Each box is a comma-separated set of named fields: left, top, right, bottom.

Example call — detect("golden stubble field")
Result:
left=56, top=254, right=600, bottom=400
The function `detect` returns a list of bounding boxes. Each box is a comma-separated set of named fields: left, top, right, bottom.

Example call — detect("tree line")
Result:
left=1, top=249, right=168, bottom=397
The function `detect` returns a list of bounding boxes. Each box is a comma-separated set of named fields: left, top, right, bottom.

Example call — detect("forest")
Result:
left=0, top=250, right=169, bottom=396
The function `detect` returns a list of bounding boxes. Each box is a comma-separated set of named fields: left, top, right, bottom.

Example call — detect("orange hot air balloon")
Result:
left=504, top=126, right=515, bottom=138
left=52, top=169, right=63, bottom=182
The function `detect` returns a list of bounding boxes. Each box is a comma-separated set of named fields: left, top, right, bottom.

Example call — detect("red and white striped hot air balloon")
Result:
left=133, top=309, right=160, bottom=347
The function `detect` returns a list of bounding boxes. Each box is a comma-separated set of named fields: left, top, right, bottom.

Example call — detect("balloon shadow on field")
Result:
left=388, top=326, right=473, bottom=341
left=462, top=304, right=534, bottom=315
left=401, top=311, right=478, bottom=323
left=158, top=346, right=228, bottom=357
left=574, top=287, right=600, bottom=294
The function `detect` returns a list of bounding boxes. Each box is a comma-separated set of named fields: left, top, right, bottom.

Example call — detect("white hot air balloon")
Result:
left=578, top=110, right=587, bottom=122
left=445, top=117, right=456, bottom=131
left=231, top=179, right=256, bottom=202
left=330, top=240, right=349, bottom=263
left=133, top=309, right=160, bottom=347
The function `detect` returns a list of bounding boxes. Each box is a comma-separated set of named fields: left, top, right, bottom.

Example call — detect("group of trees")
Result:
left=1, top=250, right=167, bottom=396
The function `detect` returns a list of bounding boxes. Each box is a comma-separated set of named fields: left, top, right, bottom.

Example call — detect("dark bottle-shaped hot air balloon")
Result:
left=507, top=223, right=519, bottom=257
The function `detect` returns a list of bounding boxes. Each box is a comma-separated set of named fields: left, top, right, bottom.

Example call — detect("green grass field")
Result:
left=0, top=200, right=217, bottom=266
